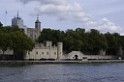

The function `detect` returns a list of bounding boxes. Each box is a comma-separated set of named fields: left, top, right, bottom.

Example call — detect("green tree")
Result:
left=105, top=32, right=120, bottom=55
left=0, top=26, right=34, bottom=60
left=0, top=32, right=11, bottom=59
left=10, top=31, right=34, bottom=59
left=86, top=29, right=107, bottom=55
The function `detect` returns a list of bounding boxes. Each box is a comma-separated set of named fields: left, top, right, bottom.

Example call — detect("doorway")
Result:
left=74, top=55, right=78, bottom=60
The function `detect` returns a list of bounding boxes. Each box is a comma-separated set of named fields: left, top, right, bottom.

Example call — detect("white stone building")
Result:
left=25, top=41, right=63, bottom=60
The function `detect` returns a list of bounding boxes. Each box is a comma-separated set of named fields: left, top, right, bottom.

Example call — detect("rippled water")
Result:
left=0, top=63, right=124, bottom=82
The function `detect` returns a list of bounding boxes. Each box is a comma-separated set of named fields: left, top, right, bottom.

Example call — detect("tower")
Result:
left=57, top=42, right=63, bottom=60
left=35, top=16, right=41, bottom=40
left=12, top=12, right=24, bottom=27
left=11, top=12, right=27, bottom=34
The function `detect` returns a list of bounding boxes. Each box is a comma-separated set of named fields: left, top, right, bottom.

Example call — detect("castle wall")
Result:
left=25, top=47, right=58, bottom=60
left=82, top=55, right=117, bottom=60
left=63, top=51, right=117, bottom=60
left=64, top=51, right=84, bottom=60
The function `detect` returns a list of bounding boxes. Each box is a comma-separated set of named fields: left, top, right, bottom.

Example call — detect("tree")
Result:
left=10, top=31, right=34, bottom=59
left=0, top=26, right=34, bottom=60
left=85, top=29, right=107, bottom=55
left=0, top=32, right=11, bottom=59
left=105, top=32, right=120, bottom=55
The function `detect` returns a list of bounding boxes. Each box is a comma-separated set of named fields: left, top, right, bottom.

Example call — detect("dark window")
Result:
left=42, top=52, right=44, bottom=54
left=36, top=52, right=38, bottom=54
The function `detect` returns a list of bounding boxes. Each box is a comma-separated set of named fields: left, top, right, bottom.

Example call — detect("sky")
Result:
left=0, top=0, right=124, bottom=34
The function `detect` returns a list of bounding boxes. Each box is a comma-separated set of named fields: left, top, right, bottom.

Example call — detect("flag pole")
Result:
left=5, top=10, right=7, bottom=26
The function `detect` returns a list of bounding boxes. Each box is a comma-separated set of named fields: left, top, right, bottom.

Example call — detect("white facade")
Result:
left=64, top=51, right=84, bottom=60
left=25, top=41, right=62, bottom=60
left=63, top=51, right=116, bottom=60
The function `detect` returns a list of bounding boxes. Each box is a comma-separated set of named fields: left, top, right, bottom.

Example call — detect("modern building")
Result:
left=12, top=12, right=28, bottom=35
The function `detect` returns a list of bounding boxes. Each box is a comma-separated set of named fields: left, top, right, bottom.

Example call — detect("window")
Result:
left=54, top=52, right=56, bottom=55
left=47, top=52, right=49, bottom=55
left=42, top=52, right=44, bottom=54
left=36, top=51, right=38, bottom=55
left=28, top=52, right=30, bottom=55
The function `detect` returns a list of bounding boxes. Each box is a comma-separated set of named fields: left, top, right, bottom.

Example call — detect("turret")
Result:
left=35, top=16, right=41, bottom=40
left=57, top=42, right=63, bottom=60
left=35, top=16, right=41, bottom=30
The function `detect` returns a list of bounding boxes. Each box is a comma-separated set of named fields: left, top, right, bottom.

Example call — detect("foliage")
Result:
left=0, top=25, right=34, bottom=59
left=38, top=28, right=124, bottom=56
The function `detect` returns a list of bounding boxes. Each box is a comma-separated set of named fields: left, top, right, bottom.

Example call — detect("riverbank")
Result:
left=0, top=60, right=124, bottom=66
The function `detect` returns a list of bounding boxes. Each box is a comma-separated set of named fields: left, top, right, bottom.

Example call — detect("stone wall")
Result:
left=82, top=55, right=117, bottom=60
left=64, top=51, right=117, bottom=60
left=25, top=47, right=58, bottom=60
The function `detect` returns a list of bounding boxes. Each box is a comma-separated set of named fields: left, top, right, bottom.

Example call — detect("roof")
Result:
left=35, top=16, right=41, bottom=23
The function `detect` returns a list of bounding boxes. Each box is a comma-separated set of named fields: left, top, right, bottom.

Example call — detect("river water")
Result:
left=0, top=63, right=124, bottom=82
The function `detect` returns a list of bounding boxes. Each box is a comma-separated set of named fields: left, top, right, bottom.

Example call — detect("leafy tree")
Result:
left=38, top=28, right=123, bottom=56
left=105, top=32, right=120, bottom=55
left=0, top=32, right=11, bottom=59
left=0, top=26, right=34, bottom=60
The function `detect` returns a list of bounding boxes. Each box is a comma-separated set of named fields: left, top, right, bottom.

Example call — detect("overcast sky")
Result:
left=0, top=0, right=124, bottom=34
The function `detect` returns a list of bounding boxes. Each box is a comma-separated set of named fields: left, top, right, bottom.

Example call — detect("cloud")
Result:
left=85, top=18, right=123, bottom=34
left=18, top=0, right=66, bottom=5
left=18, top=0, right=92, bottom=23
left=18, top=0, right=123, bottom=34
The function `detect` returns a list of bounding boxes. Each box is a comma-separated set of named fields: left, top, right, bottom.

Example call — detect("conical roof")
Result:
left=35, top=16, right=41, bottom=23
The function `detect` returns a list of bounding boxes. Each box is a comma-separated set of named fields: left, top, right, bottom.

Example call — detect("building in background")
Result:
left=11, top=13, right=63, bottom=60
left=12, top=13, right=41, bottom=41
left=12, top=12, right=28, bottom=35
left=0, top=13, right=119, bottom=60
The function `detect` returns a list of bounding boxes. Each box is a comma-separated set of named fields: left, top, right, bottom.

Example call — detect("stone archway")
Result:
left=74, top=55, right=78, bottom=60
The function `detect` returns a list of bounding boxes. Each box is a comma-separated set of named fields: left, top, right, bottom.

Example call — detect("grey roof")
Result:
left=35, top=17, right=41, bottom=23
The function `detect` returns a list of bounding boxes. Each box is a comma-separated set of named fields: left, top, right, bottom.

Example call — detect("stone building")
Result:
left=27, top=17, right=41, bottom=41
left=25, top=41, right=63, bottom=60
